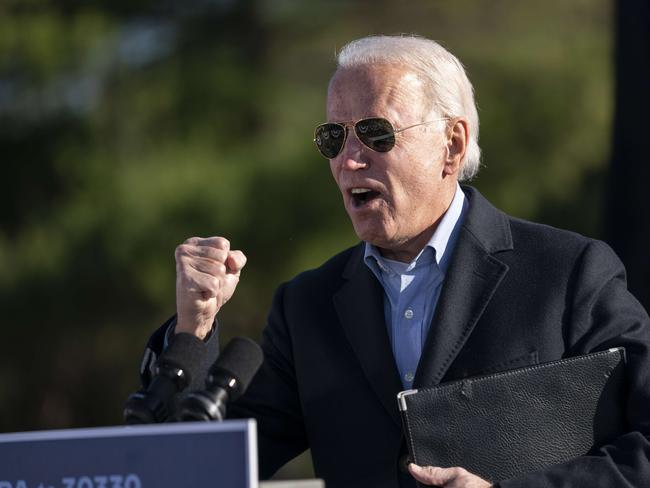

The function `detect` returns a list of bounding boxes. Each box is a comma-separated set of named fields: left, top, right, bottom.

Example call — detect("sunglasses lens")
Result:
left=315, top=123, right=345, bottom=158
left=355, top=118, right=395, bottom=152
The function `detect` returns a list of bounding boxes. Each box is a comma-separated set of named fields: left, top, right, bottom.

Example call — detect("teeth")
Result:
left=351, top=188, right=372, bottom=194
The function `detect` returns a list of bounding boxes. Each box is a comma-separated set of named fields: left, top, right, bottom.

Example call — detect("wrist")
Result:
left=175, top=318, right=214, bottom=340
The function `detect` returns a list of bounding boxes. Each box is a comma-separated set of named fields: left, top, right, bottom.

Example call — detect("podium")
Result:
left=0, top=420, right=324, bottom=488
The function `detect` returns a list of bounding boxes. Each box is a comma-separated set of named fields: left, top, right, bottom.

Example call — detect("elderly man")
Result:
left=140, top=35, right=650, bottom=487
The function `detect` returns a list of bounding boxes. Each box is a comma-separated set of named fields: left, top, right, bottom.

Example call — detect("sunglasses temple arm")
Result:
left=366, top=118, right=450, bottom=142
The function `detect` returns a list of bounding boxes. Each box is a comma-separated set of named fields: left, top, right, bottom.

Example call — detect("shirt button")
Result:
left=404, top=372, right=415, bottom=382
left=404, top=309, right=414, bottom=319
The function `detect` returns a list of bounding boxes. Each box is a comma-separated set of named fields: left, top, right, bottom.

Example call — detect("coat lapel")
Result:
left=334, top=245, right=403, bottom=427
left=414, top=186, right=514, bottom=388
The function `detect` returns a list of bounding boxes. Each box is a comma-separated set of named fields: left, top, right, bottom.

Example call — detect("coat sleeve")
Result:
left=498, top=240, right=650, bottom=487
left=137, top=315, right=221, bottom=413
left=228, top=282, right=309, bottom=479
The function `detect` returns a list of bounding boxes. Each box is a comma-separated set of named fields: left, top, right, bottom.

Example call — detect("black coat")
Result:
left=143, top=186, right=650, bottom=488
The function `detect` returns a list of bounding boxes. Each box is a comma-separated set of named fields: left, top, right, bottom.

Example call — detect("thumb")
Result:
left=409, top=464, right=452, bottom=485
left=226, top=250, right=247, bottom=275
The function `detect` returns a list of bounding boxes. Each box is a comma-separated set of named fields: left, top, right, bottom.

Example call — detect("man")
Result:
left=140, top=35, right=650, bottom=487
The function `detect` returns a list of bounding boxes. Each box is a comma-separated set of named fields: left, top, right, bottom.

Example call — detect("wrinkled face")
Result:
left=327, top=64, right=458, bottom=261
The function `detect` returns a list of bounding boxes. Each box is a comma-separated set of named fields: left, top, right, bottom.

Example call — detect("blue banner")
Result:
left=0, top=420, right=256, bottom=488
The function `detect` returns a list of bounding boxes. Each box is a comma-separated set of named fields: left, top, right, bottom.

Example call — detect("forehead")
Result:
left=326, top=64, right=426, bottom=122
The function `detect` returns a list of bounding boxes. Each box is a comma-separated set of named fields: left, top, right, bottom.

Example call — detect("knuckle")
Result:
left=215, top=237, right=230, bottom=249
left=209, top=276, right=221, bottom=292
left=175, top=244, right=188, bottom=256
left=213, top=249, right=227, bottom=262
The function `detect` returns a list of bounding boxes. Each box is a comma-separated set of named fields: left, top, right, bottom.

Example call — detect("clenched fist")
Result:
left=174, top=236, right=247, bottom=339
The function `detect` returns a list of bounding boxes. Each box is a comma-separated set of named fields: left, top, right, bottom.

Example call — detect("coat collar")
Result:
left=333, top=185, right=513, bottom=426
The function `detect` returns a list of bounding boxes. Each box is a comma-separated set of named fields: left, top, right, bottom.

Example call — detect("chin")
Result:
left=352, top=225, right=392, bottom=248
left=348, top=212, right=398, bottom=247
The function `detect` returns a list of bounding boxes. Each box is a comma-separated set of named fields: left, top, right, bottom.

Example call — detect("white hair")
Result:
left=335, top=35, right=481, bottom=181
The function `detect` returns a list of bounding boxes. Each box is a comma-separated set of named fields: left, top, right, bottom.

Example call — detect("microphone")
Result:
left=123, top=333, right=208, bottom=424
left=177, top=337, right=263, bottom=421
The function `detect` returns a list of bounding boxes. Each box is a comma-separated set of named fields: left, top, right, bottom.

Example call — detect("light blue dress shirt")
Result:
left=363, top=184, right=468, bottom=388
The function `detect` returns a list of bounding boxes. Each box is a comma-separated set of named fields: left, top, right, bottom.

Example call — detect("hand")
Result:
left=174, top=236, right=247, bottom=339
left=408, top=464, right=492, bottom=488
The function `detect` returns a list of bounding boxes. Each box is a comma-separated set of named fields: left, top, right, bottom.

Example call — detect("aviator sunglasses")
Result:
left=313, top=117, right=448, bottom=159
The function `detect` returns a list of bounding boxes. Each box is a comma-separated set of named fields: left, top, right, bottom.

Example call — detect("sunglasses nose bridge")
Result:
left=346, top=127, right=365, bottom=152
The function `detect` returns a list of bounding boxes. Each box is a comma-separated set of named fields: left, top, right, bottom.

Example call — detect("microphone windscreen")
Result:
left=212, top=337, right=263, bottom=399
left=159, top=332, right=209, bottom=386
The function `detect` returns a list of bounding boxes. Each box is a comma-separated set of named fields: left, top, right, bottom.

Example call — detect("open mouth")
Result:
left=350, top=188, right=381, bottom=208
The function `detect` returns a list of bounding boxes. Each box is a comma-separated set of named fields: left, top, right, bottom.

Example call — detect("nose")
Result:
left=337, top=131, right=368, bottom=171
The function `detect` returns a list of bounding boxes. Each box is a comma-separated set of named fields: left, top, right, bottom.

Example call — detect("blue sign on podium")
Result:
left=0, top=419, right=257, bottom=488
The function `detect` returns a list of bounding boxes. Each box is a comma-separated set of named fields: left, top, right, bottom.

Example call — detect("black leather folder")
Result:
left=397, top=348, right=627, bottom=484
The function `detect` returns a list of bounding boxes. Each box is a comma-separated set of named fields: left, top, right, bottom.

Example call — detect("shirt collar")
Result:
left=364, top=182, right=466, bottom=272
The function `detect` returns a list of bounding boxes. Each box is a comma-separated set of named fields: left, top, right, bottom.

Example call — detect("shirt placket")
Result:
left=395, top=272, right=423, bottom=388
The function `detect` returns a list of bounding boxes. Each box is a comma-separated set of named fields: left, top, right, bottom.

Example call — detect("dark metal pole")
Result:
left=606, top=0, right=650, bottom=311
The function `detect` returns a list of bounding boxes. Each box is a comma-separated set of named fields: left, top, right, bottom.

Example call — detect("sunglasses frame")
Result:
left=313, top=117, right=450, bottom=159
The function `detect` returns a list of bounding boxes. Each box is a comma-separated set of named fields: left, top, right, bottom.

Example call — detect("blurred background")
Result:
left=1, top=0, right=648, bottom=479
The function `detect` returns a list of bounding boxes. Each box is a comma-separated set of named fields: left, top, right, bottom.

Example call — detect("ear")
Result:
left=443, top=118, right=469, bottom=176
